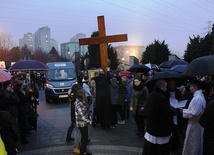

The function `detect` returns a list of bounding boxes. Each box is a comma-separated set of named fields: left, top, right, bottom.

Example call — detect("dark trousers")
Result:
left=117, top=104, right=125, bottom=121
left=143, top=139, right=170, bottom=155
left=87, top=96, right=92, bottom=107
left=110, top=104, right=118, bottom=126
left=79, top=126, right=88, bottom=155
left=124, top=101, right=130, bottom=118
left=134, top=114, right=145, bottom=134
left=66, top=122, right=74, bottom=139
left=92, top=107, right=98, bottom=125
left=67, top=110, right=75, bottom=138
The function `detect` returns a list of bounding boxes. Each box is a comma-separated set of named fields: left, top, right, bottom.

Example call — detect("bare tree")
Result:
left=0, top=32, right=14, bottom=50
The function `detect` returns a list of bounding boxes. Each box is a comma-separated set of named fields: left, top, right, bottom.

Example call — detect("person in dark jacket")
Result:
left=14, top=82, right=29, bottom=145
left=0, top=110, right=20, bottom=155
left=199, top=80, right=214, bottom=155
left=109, top=77, right=119, bottom=128
left=0, top=81, right=20, bottom=120
left=117, top=76, right=127, bottom=124
left=124, top=75, right=132, bottom=119
left=94, top=71, right=111, bottom=129
left=130, top=76, right=149, bottom=137
left=167, top=79, right=182, bottom=151
left=143, top=79, right=176, bottom=155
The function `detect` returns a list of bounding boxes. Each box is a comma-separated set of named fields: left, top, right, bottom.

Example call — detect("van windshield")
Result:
left=46, top=68, right=76, bottom=81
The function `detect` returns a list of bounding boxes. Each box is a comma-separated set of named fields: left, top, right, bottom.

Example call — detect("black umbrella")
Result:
left=170, top=64, right=187, bottom=73
left=159, top=60, right=188, bottom=68
left=183, top=55, right=214, bottom=78
left=147, top=70, right=182, bottom=81
left=144, top=71, right=185, bottom=91
left=127, top=64, right=150, bottom=73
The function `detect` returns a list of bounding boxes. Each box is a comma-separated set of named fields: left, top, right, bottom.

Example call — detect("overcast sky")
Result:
left=0, top=0, right=213, bottom=57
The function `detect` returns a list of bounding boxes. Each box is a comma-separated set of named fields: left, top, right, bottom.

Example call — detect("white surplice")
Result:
left=182, top=89, right=206, bottom=155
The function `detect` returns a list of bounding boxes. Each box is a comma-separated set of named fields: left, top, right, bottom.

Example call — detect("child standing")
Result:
left=74, top=87, right=92, bottom=155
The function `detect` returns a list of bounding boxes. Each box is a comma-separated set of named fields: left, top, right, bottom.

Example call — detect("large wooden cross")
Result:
left=79, top=16, right=128, bottom=74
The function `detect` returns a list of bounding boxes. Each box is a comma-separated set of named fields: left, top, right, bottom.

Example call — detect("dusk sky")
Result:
left=0, top=0, right=213, bottom=57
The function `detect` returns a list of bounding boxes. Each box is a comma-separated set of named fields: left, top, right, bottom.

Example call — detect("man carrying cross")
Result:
left=79, top=16, right=128, bottom=130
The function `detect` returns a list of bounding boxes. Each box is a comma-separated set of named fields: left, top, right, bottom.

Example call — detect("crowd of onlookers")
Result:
left=0, top=72, right=41, bottom=155
left=67, top=69, right=214, bottom=155
left=1, top=68, right=214, bottom=155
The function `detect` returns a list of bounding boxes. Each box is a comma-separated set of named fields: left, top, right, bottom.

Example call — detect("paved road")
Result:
left=17, top=90, right=144, bottom=155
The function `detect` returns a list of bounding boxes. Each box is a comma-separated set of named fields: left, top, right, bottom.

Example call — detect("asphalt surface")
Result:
left=17, top=90, right=144, bottom=155
left=17, top=90, right=182, bottom=155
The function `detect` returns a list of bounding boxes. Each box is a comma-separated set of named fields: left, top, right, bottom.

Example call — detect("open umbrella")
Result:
left=0, top=70, right=12, bottom=83
left=9, top=60, right=48, bottom=71
left=145, top=63, right=159, bottom=70
left=127, top=64, right=150, bottom=73
left=170, top=64, right=187, bottom=73
left=147, top=70, right=183, bottom=81
left=9, top=60, right=48, bottom=88
left=144, top=71, right=185, bottom=91
left=183, top=55, right=214, bottom=78
left=159, top=60, right=188, bottom=68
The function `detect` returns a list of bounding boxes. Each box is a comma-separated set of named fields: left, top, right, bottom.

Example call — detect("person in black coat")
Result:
left=167, top=79, right=182, bottom=151
left=94, top=71, right=111, bottom=129
left=143, top=79, right=176, bottom=155
left=199, top=80, right=214, bottom=155
left=0, top=81, right=20, bottom=120
left=14, top=82, right=29, bottom=144
left=0, top=110, right=20, bottom=155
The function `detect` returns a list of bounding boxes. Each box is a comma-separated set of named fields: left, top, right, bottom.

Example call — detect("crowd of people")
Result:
left=0, top=73, right=40, bottom=155
left=1, top=68, right=214, bottom=155
left=67, top=69, right=214, bottom=155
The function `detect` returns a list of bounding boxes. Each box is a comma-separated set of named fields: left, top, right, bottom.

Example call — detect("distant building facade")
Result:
left=19, top=26, right=58, bottom=53
left=168, top=54, right=181, bottom=60
left=19, top=32, right=34, bottom=51
left=34, top=26, right=52, bottom=53
left=60, top=33, right=88, bottom=60
left=114, top=45, right=145, bottom=70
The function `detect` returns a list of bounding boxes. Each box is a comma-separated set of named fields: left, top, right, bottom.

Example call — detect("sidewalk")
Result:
left=17, top=106, right=144, bottom=155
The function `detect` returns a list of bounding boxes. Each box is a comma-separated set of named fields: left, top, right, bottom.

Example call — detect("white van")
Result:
left=45, top=62, right=77, bottom=102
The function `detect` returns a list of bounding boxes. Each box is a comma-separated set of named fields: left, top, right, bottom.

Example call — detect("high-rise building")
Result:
left=34, top=26, right=52, bottom=53
left=19, top=26, right=58, bottom=53
left=60, top=33, right=88, bottom=60
left=19, top=32, right=34, bottom=51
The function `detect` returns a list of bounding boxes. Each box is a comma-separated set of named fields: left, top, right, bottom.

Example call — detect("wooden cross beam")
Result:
left=79, top=16, right=128, bottom=74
